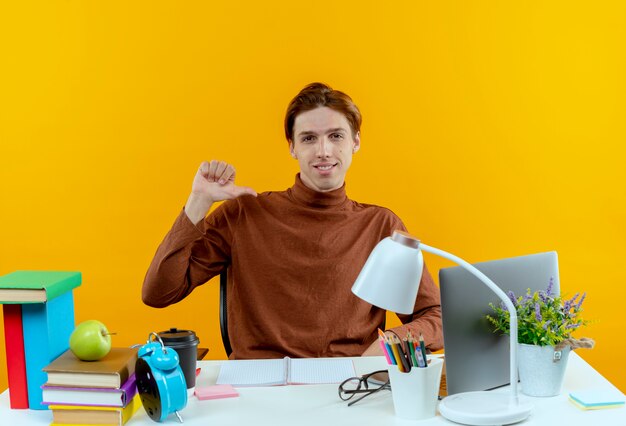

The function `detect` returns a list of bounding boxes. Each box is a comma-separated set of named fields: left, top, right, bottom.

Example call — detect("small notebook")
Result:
left=569, top=389, right=625, bottom=410
left=216, top=357, right=356, bottom=387
left=195, top=384, right=239, bottom=400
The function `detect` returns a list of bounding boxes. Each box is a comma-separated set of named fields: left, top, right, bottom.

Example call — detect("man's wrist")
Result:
left=184, top=193, right=213, bottom=225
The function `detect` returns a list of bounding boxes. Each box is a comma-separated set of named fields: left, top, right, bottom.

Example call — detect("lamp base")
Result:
left=439, top=391, right=533, bottom=426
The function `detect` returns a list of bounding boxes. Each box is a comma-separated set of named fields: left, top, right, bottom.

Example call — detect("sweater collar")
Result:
left=289, top=174, right=348, bottom=208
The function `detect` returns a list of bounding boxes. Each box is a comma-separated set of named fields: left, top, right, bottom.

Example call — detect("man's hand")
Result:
left=361, top=338, right=385, bottom=357
left=184, top=160, right=257, bottom=225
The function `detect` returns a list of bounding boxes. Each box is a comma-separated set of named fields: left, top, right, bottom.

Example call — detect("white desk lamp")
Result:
left=352, top=231, right=533, bottom=426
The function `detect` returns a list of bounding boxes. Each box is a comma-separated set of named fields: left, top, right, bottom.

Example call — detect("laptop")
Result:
left=439, top=251, right=559, bottom=395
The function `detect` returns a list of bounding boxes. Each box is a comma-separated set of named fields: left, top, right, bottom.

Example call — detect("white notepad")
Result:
left=216, top=357, right=356, bottom=387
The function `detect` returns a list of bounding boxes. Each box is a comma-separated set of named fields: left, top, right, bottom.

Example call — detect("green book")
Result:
left=0, top=271, right=82, bottom=304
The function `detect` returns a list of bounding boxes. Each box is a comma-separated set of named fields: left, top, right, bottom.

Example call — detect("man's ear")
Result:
left=353, top=132, right=361, bottom=153
left=289, top=141, right=297, bottom=159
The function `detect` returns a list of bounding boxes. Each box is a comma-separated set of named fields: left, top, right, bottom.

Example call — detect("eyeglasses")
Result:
left=338, top=370, right=391, bottom=406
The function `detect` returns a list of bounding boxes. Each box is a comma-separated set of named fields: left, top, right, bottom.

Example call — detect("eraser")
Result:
left=195, top=384, right=239, bottom=400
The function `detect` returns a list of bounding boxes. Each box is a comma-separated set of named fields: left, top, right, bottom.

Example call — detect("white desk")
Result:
left=1, top=352, right=623, bottom=425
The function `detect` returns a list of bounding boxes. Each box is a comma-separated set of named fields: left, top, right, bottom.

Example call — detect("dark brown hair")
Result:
left=284, top=82, right=362, bottom=142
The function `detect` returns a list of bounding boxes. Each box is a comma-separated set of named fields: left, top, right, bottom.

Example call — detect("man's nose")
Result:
left=316, top=138, right=331, bottom=157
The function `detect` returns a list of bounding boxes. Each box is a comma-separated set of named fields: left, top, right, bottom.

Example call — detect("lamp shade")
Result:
left=351, top=232, right=424, bottom=314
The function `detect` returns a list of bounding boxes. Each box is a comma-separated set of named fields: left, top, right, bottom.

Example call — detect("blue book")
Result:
left=21, top=291, right=75, bottom=410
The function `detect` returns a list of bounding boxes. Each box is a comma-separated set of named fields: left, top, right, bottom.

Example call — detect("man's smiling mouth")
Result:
left=314, top=163, right=338, bottom=171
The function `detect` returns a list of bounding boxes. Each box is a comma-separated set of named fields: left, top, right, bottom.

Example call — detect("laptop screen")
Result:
left=439, top=251, right=559, bottom=395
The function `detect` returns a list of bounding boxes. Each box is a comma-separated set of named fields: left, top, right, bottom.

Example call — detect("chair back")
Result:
left=219, top=268, right=232, bottom=357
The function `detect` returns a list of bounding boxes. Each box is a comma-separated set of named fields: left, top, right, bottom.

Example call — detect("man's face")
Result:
left=289, top=107, right=360, bottom=193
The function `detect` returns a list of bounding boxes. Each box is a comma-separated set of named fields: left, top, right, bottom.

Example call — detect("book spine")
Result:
left=118, top=350, right=137, bottom=387
left=122, top=395, right=141, bottom=424
left=22, top=291, right=75, bottom=410
left=2, top=304, right=29, bottom=408
left=120, top=374, right=138, bottom=407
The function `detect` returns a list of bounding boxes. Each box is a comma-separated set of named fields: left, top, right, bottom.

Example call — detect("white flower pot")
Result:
left=518, top=343, right=570, bottom=397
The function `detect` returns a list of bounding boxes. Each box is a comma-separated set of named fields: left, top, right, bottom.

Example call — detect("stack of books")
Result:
left=42, top=347, right=140, bottom=425
left=0, top=270, right=81, bottom=409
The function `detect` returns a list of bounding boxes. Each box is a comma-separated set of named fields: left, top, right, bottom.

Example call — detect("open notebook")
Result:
left=216, top=357, right=356, bottom=387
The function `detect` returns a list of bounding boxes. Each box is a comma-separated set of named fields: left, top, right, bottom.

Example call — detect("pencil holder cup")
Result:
left=388, top=357, right=444, bottom=421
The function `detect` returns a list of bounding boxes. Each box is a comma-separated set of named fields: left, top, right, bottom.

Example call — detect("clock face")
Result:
left=136, top=357, right=162, bottom=421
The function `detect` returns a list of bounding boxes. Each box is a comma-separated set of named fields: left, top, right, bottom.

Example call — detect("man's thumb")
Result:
left=233, top=185, right=258, bottom=198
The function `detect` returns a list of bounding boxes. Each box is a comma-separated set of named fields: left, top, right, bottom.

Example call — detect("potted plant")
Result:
left=486, top=278, right=594, bottom=396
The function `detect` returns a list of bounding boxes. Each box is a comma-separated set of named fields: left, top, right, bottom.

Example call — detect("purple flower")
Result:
left=507, top=291, right=518, bottom=306
left=576, top=292, right=586, bottom=309
left=534, top=303, right=542, bottom=322
left=542, top=320, right=552, bottom=330
left=566, top=323, right=581, bottom=329
left=563, top=299, right=572, bottom=313
left=568, top=293, right=580, bottom=306
left=546, top=277, right=554, bottom=296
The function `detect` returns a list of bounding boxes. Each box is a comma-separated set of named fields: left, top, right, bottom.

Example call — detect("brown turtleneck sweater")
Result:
left=142, top=175, right=443, bottom=359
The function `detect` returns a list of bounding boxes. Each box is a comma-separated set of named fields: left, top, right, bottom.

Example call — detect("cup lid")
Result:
left=157, top=327, right=200, bottom=347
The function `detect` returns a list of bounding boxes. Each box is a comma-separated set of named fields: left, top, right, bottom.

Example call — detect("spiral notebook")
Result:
left=216, top=357, right=355, bottom=387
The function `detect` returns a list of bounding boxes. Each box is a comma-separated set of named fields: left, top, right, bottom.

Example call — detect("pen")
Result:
left=414, top=341, right=426, bottom=368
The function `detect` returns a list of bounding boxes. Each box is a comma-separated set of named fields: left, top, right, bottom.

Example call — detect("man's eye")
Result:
left=302, top=135, right=315, bottom=142
left=330, top=133, right=344, bottom=140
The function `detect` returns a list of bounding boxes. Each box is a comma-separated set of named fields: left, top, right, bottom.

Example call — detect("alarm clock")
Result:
left=135, top=332, right=188, bottom=423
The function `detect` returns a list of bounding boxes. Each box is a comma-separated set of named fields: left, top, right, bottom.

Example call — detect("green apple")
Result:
left=69, top=320, right=112, bottom=361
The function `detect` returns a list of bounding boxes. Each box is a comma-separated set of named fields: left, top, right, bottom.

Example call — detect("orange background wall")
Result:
left=1, top=2, right=625, bottom=393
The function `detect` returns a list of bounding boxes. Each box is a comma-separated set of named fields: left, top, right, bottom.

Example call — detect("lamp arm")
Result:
left=420, top=243, right=519, bottom=401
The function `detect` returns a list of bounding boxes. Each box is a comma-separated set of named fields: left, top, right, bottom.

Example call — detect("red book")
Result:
left=2, top=304, right=29, bottom=408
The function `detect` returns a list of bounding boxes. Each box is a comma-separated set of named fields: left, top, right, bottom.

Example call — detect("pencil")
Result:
left=390, top=337, right=405, bottom=372
left=385, top=341, right=397, bottom=365
left=419, top=333, right=428, bottom=367
left=378, top=329, right=397, bottom=365
left=378, top=336, right=393, bottom=365
left=395, top=337, right=411, bottom=372
left=408, top=337, right=418, bottom=367
left=403, top=338, right=414, bottom=367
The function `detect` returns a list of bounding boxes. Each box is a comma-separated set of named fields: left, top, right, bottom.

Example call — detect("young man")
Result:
left=142, top=83, right=443, bottom=359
